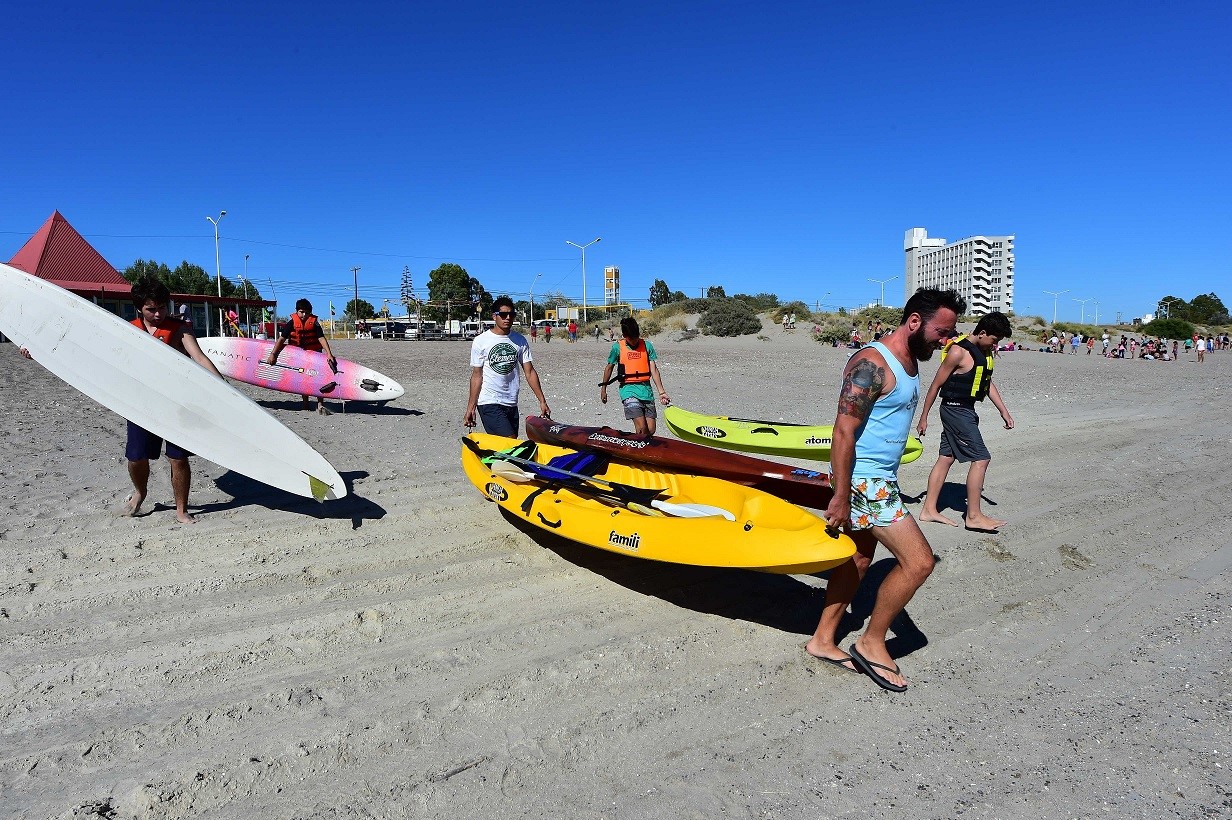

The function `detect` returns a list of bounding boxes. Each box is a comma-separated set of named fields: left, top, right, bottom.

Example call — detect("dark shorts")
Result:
left=477, top=404, right=519, bottom=437
left=125, top=421, right=191, bottom=462
left=938, top=402, right=990, bottom=463
left=622, top=396, right=657, bottom=420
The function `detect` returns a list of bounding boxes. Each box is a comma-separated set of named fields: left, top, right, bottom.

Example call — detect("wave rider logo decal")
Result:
left=487, top=342, right=519, bottom=375
left=608, top=530, right=641, bottom=551
left=804, top=435, right=832, bottom=446
left=589, top=433, right=648, bottom=449
left=484, top=482, right=508, bottom=502
left=696, top=426, right=726, bottom=439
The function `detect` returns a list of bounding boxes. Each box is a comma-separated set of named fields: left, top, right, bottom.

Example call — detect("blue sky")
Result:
left=3, top=1, right=1227, bottom=323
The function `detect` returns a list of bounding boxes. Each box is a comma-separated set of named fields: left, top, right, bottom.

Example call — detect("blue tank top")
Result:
left=852, top=341, right=919, bottom=480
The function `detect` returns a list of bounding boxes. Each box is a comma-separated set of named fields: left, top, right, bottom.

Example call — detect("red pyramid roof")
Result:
left=7, top=211, right=132, bottom=294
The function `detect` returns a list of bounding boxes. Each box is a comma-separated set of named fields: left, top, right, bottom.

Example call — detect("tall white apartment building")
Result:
left=903, top=228, right=1014, bottom=315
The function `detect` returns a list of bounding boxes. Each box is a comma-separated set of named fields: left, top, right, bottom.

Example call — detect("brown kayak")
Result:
left=525, top=415, right=833, bottom=509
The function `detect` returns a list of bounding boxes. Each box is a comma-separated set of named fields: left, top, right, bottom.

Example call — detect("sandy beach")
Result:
left=1, top=323, right=1228, bottom=819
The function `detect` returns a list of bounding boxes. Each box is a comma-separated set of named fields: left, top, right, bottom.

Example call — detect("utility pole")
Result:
left=351, top=266, right=361, bottom=338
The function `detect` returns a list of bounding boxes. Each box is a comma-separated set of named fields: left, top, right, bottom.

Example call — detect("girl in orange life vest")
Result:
left=599, top=316, right=670, bottom=437
left=126, top=276, right=226, bottom=523
left=266, top=299, right=338, bottom=415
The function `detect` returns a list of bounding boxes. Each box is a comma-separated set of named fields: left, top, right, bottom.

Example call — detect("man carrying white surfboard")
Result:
left=125, top=276, right=228, bottom=523
left=806, top=288, right=967, bottom=692
left=265, top=299, right=338, bottom=415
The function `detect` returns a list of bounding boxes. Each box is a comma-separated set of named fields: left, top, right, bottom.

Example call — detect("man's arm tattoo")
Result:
left=837, top=358, right=885, bottom=420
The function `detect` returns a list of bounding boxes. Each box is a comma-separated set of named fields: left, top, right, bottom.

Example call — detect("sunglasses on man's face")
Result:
left=494, top=311, right=514, bottom=319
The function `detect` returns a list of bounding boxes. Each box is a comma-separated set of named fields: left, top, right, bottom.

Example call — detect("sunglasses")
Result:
left=494, top=311, right=515, bottom=318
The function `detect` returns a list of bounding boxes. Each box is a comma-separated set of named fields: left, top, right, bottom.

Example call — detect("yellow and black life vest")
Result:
left=940, top=335, right=993, bottom=402
left=617, top=338, right=651, bottom=385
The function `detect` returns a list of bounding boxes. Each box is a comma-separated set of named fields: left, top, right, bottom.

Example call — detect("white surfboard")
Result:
left=0, top=263, right=346, bottom=500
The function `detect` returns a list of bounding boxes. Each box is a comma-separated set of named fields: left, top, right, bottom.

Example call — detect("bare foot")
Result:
left=175, top=510, right=198, bottom=524
left=803, top=639, right=857, bottom=672
left=965, top=515, right=1007, bottom=531
left=122, top=492, right=145, bottom=517
left=851, top=637, right=908, bottom=690
left=918, top=510, right=960, bottom=527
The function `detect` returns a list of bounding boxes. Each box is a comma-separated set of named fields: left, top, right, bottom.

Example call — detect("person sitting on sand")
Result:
left=916, top=311, right=1016, bottom=531
left=599, top=317, right=670, bottom=437
left=266, top=299, right=338, bottom=415
left=124, top=276, right=227, bottom=523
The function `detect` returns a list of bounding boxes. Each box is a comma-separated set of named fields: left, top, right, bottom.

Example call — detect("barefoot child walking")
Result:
left=916, top=312, right=1015, bottom=531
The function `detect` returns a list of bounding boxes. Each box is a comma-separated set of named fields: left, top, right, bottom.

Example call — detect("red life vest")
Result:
left=289, top=314, right=323, bottom=351
left=617, top=338, right=651, bottom=385
left=131, top=316, right=187, bottom=355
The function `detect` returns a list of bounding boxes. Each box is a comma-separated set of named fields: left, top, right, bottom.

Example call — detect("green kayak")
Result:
left=663, top=405, right=924, bottom=464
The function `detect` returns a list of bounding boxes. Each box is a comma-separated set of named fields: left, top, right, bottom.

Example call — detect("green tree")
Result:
left=426, top=263, right=489, bottom=322
left=706, top=285, right=727, bottom=300
left=733, top=292, right=780, bottom=311
left=1187, top=292, right=1228, bottom=324
left=344, top=299, right=376, bottom=321
left=124, top=258, right=260, bottom=300
left=649, top=279, right=674, bottom=308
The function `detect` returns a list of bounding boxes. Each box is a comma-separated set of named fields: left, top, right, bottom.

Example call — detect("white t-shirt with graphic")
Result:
left=470, top=330, right=532, bottom=406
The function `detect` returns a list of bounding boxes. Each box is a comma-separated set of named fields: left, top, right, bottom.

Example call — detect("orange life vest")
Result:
left=289, top=314, right=323, bottom=351
left=131, top=316, right=187, bottom=354
left=617, top=338, right=651, bottom=384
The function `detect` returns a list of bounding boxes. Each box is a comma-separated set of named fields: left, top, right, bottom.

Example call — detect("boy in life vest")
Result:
left=915, top=311, right=1015, bottom=531
left=266, top=299, right=338, bottom=415
left=126, top=276, right=227, bottom=523
left=599, top=317, right=670, bottom=437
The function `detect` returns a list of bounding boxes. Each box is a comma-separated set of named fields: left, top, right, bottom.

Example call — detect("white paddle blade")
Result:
left=486, top=461, right=535, bottom=482
left=651, top=500, right=737, bottom=520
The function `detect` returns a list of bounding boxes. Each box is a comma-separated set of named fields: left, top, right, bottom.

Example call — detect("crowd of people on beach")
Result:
left=1041, top=329, right=1226, bottom=361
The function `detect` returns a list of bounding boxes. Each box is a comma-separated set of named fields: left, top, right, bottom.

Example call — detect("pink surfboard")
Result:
left=199, top=337, right=404, bottom=402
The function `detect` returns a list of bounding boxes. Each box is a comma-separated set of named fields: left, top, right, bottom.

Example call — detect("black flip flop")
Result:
left=848, top=645, right=908, bottom=692
left=804, top=647, right=860, bottom=674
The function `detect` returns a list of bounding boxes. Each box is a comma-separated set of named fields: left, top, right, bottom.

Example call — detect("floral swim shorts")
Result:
left=847, top=476, right=909, bottom=531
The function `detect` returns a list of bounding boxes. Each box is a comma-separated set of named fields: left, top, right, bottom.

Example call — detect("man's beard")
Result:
left=908, top=325, right=937, bottom=361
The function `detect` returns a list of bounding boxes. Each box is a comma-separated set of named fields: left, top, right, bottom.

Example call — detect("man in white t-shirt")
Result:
left=463, top=296, right=551, bottom=437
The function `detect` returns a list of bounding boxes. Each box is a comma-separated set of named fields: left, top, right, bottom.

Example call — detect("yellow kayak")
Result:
left=461, top=434, right=855, bottom=574
left=663, top=405, right=924, bottom=464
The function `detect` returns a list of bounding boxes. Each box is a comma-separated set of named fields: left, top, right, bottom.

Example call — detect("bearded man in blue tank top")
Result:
left=805, top=288, right=966, bottom=692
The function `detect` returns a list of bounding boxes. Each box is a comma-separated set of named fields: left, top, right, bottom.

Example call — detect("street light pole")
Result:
left=1042, top=289, right=1069, bottom=326
left=242, top=253, right=251, bottom=332
left=1073, top=297, right=1091, bottom=324
left=351, top=266, right=361, bottom=338
left=868, top=276, right=898, bottom=306
left=566, top=237, right=601, bottom=324
left=529, top=271, right=543, bottom=327
left=1159, top=297, right=1179, bottom=318
left=206, top=210, right=226, bottom=334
